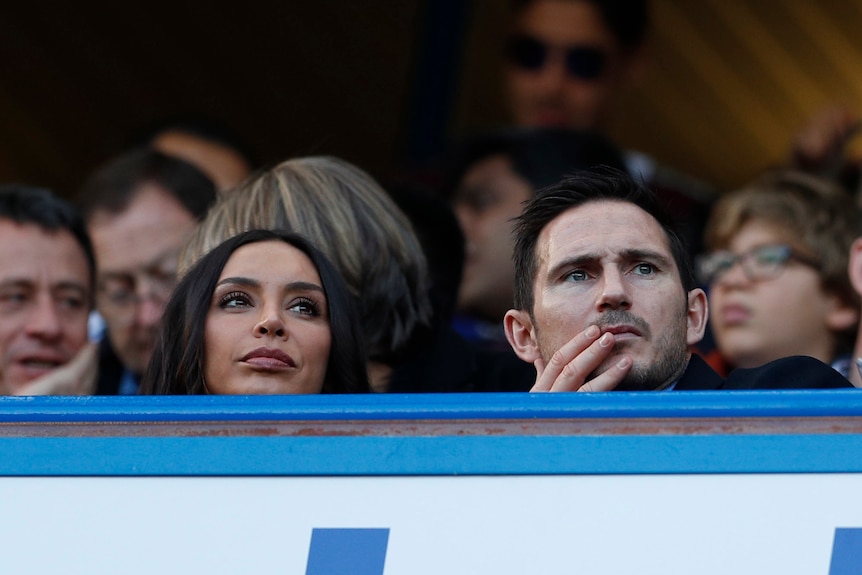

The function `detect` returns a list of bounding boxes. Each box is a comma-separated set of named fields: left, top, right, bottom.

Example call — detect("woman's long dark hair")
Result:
left=140, top=229, right=369, bottom=394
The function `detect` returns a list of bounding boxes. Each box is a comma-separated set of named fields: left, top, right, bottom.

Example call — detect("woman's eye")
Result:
left=288, top=297, right=320, bottom=316
left=219, top=291, right=252, bottom=309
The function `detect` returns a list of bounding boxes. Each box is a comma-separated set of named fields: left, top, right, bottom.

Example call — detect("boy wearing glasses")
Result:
left=699, top=170, right=859, bottom=380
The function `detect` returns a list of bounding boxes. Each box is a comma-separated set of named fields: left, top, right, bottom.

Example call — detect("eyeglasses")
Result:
left=97, top=270, right=177, bottom=318
left=696, top=244, right=821, bottom=285
left=506, top=34, right=607, bottom=81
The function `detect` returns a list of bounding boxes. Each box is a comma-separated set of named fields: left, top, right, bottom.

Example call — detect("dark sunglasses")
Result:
left=506, top=34, right=607, bottom=80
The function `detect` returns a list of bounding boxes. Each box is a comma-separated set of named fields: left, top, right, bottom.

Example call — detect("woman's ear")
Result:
left=504, top=309, right=542, bottom=363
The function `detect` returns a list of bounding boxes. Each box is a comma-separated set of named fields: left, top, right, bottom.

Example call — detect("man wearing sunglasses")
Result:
left=700, top=170, right=859, bottom=384
left=505, top=0, right=646, bottom=131
left=503, top=0, right=714, bottom=258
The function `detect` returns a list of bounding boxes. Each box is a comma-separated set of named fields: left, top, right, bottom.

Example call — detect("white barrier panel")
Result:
left=0, top=392, right=860, bottom=574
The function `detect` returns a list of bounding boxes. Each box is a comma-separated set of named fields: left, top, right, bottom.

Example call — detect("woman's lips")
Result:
left=241, top=347, right=296, bottom=369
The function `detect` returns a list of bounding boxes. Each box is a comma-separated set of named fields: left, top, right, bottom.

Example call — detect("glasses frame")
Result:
left=696, top=244, right=821, bottom=285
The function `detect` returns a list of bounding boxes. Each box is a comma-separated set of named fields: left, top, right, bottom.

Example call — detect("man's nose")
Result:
left=134, top=296, right=165, bottom=329
left=26, top=295, right=62, bottom=340
left=535, top=52, right=568, bottom=93
left=597, top=268, right=631, bottom=310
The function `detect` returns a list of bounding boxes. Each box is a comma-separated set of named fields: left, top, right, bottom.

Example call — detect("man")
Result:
left=447, top=127, right=625, bottom=348
left=503, top=170, right=852, bottom=391
left=0, top=185, right=96, bottom=395
left=78, top=149, right=216, bottom=394
left=503, top=0, right=714, bottom=254
left=504, top=0, right=647, bottom=131
left=135, top=117, right=255, bottom=191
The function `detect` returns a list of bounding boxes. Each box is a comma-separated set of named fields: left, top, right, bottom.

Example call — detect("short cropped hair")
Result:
left=77, top=147, right=216, bottom=220
left=180, top=156, right=432, bottom=363
left=444, top=127, right=627, bottom=199
left=705, top=169, right=860, bottom=318
left=0, top=184, right=96, bottom=293
left=141, top=229, right=369, bottom=395
left=512, top=168, right=694, bottom=313
left=512, top=0, right=649, bottom=51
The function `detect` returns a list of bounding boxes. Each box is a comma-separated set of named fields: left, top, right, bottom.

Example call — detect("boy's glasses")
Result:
left=696, top=244, right=820, bottom=285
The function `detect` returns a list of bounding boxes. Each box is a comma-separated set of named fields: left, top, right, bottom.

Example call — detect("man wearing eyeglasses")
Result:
left=78, top=149, right=216, bottom=394
left=504, top=169, right=852, bottom=391
left=699, top=170, right=859, bottom=384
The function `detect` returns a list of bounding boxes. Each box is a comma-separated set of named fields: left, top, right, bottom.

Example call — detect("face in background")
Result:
left=707, top=219, right=856, bottom=369
left=507, top=200, right=707, bottom=390
left=505, top=0, right=642, bottom=130
left=88, top=184, right=197, bottom=376
left=0, top=221, right=90, bottom=394
left=453, top=154, right=533, bottom=321
left=204, top=240, right=332, bottom=394
left=153, top=130, right=251, bottom=191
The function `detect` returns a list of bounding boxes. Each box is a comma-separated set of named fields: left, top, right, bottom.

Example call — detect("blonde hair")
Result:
left=705, top=169, right=860, bottom=353
left=181, top=156, right=431, bottom=360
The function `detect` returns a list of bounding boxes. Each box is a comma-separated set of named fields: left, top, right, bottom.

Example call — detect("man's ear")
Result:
left=849, top=238, right=862, bottom=296
left=685, top=288, right=709, bottom=347
left=504, top=309, right=542, bottom=364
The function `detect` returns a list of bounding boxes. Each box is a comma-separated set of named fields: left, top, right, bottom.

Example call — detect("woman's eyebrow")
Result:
left=284, top=281, right=324, bottom=294
left=215, top=276, right=260, bottom=288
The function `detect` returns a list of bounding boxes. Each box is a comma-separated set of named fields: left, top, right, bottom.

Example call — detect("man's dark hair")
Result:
left=512, top=168, right=696, bottom=313
left=77, top=148, right=216, bottom=221
left=130, top=115, right=257, bottom=168
left=140, top=229, right=369, bottom=395
left=512, top=0, right=649, bottom=51
left=0, top=184, right=96, bottom=291
left=445, top=127, right=626, bottom=198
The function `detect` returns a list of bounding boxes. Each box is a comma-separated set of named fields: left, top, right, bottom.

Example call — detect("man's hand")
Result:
left=13, top=343, right=98, bottom=396
left=531, top=325, right=632, bottom=392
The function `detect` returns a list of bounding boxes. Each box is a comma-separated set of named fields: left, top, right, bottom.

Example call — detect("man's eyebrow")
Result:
left=0, top=278, right=32, bottom=289
left=546, top=253, right=601, bottom=280
left=620, top=248, right=673, bottom=268
left=53, top=282, right=89, bottom=294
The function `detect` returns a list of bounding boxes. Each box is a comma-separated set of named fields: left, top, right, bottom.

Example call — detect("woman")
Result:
left=179, top=156, right=432, bottom=391
left=141, top=229, right=368, bottom=394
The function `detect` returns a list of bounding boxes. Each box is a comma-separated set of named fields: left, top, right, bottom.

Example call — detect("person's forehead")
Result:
left=537, top=200, right=674, bottom=266
left=0, top=220, right=90, bottom=283
left=516, top=0, right=618, bottom=48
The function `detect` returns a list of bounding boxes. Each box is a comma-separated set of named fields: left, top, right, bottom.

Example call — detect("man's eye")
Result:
left=58, top=295, right=86, bottom=310
left=0, top=291, right=27, bottom=305
left=632, top=263, right=656, bottom=275
left=565, top=270, right=589, bottom=282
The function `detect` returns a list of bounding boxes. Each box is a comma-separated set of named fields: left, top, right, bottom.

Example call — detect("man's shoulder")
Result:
left=724, top=355, right=854, bottom=390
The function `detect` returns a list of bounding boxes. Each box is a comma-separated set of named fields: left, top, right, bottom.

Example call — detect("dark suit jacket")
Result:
left=675, top=353, right=853, bottom=391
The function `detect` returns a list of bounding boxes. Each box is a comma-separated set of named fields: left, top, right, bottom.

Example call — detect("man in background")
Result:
left=78, top=149, right=216, bottom=394
left=0, top=185, right=96, bottom=395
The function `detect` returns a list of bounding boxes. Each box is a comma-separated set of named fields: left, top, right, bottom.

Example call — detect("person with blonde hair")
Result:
left=181, top=157, right=401, bottom=390
left=698, top=169, right=860, bottom=377
left=182, top=155, right=534, bottom=392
